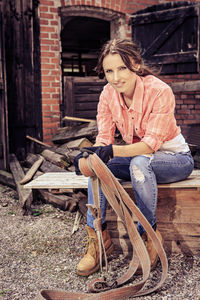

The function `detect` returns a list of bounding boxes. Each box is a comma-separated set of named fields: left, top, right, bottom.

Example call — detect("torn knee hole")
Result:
left=132, top=165, right=145, bottom=182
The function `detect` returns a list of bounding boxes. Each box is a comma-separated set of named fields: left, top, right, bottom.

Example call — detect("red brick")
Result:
left=177, top=110, right=190, bottom=114
left=40, top=13, right=54, bottom=19
left=42, top=75, right=55, bottom=81
left=42, top=87, right=56, bottom=93
left=183, top=120, right=198, bottom=124
left=41, top=45, right=50, bottom=51
left=40, top=33, right=49, bottom=38
left=40, top=26, right=55, bottom=33
left=40, top=19, right=49, bottom=25
left=43, top=99, right=58, bottom=105
left=51, top=46, right=59, bottom=51
left=42, top=105, right=51, bottom=111
left=51, top=58, right=59, bottom=64
left=42, top=93, right=51, bottom=99
left=52, top=82, right=60, bottom=87
left=41, top=39, right=55, bottom=45
left=41, top=81, right=51, bottom=87
left=43, top=127, right=51, bottom=134
left=41, top=70, right=50, bottom=76
left=50, top=7, right=59, bottom=13
left=50, top=21, right=58, bottom=26
left=51, top=33, right=58, bottom=39
left=41, top=52, right=55, bottom=57
left=52, top=105, right=60, bottom=112
left=41, top=63, right=57, bottom=69
left=40, top=6, right=48, bottom=12
left=51, top=70, right=60, bottom=76
left=52, top=93, right=60, bottom=99
left=40, top=0, right=54, bottom=5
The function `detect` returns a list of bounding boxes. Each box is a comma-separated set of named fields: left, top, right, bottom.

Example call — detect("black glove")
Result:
left=74, top=145, right=113, bottom=175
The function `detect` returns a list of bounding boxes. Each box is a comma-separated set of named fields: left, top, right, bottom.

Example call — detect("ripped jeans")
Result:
left=87, top=151, right=194, bottom=235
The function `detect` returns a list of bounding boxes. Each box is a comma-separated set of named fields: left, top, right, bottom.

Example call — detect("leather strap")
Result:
left=38, top=153, right=168, bottom=300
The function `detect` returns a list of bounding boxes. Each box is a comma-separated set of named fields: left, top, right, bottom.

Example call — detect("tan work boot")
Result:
left=136, top=229, right=163, bottom=274
left=77, top=225, right=114, bottom=276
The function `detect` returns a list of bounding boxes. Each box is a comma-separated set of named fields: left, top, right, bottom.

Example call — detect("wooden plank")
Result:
left=20, top=155, right=44, bottom=184
left=130, top=5, right=198, bottom=25
left=62, top=116, right=94, bottom=122
left=75, top=111, right=98, bottom=119
left=64, top=77, right=74, bottom=124
left=25, top=153, right=66, bottom=173
left=41, top=149, right=69, bottom=169
left=52, top=122, right=97, bottom=144
left=170, top=80, right=200, bottom=93
left=24, top=170, right=200, bottom=190
left=0, top=170, right=15, bottom=189
left=58, top=138, right=93, bottom=150
left=75, top=102, right=98, bottom=111
left=152, top=51, right=197, bottom=65
left=0, top=4, right=9, bottom=170
left=108, top=221, right=200, bottom=255
left=158, top=188, right=200, bottom=207
left=9, top=153, right=33, bottom=211
left=38, top=189, right=78, bottom=212
left=24, top=172, right=89, bottom=189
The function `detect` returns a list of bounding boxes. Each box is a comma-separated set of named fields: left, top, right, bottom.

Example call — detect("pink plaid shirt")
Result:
left=96, top=75, right=180, bottom=152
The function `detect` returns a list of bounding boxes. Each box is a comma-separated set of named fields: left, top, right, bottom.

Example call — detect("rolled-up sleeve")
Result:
left=95, top=89, right=116, bottom=145
left=141, top=87, right=180, bottom=152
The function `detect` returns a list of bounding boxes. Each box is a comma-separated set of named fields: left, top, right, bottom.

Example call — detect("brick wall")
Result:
left=174, top=91, right=200, bottom=138
left=39, top=0, right=200, bottom=143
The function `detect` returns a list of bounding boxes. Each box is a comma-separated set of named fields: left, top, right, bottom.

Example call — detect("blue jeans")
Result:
left=87, top=151, right=194, bottom=235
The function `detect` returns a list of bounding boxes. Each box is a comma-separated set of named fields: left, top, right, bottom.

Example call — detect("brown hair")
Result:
left=95, top=38, right=159, bottom=78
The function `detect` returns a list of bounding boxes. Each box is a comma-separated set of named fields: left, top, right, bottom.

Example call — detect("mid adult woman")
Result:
left=74, top=39, right=194, bottom=277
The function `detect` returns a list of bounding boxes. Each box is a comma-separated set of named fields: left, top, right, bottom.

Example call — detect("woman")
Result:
left=74, top=39, right=194, bottom=277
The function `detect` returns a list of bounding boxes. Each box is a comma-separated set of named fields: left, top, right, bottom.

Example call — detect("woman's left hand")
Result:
left=74, top=145, right=113, bottom=175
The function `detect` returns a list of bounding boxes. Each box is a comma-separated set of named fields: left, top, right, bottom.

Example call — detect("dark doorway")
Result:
left=61, top=17, right=110, bottom=76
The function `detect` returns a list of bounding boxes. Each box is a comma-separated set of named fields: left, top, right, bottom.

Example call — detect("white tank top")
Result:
left=159, top=133, right=190, bottom=153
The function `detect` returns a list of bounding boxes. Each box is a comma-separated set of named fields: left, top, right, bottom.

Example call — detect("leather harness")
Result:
left=38, top=153, right=168, bottom=300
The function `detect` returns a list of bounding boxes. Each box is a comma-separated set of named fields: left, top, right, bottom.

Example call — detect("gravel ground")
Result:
left=0, top=183, right=200, bottom=300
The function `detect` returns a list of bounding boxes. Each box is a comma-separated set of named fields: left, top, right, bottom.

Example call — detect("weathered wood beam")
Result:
left=130, top=5, right=198, bottom=25
left=0, top=170, right=15, bottom=189
left=25, top=153, right=66, bottom=173
left=26, top=135, right=51, bottom=148
left=170, top=80, right=200, bottom=93
left=9, top=153, right=33, bottom=212
left=62, top=116, right=94, bottom=123
left=38, top=189, right=78, bottom=212
left=150, top=51, right=197, bottom=64
left=41, top=149, right=70, bottom=169
left=58, top=137, right=93, bottom=150
left=20, top=156, right=44, bottom=184
left=52, top=122, right=97, bottom=144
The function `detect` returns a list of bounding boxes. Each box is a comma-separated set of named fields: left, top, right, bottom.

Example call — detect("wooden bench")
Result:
left=24, top=169, right=200, bottom=255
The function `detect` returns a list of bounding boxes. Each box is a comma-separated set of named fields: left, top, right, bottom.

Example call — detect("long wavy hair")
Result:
left=95, top=39, right=159, bottom=78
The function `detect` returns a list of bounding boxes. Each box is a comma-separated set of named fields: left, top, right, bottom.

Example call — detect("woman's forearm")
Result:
left=113, top=142, right=153, bottom=157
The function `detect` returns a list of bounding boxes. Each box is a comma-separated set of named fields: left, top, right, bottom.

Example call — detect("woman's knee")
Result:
left=129, top=155, right=152, bottom=182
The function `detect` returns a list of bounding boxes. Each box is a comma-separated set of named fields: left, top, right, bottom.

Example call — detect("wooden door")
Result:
left=3, top=0, right=42, bottom=159
left=0, top=2, right=9, bottom=170
left=130, top=1, right=199, bottom=74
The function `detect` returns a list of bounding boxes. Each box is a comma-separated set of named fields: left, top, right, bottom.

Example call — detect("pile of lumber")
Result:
left=0, top=120, right=98, bottom=216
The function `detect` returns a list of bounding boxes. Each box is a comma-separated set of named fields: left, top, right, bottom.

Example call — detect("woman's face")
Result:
left=102, top=53, right=138, bottom=99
